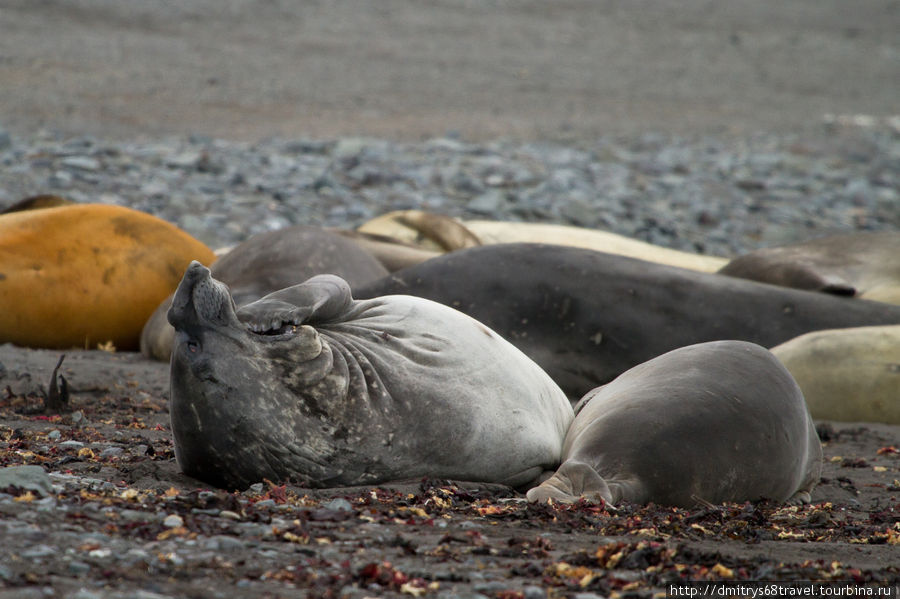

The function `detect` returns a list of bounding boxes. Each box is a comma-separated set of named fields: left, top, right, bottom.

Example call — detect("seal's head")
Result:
left=167, top=262, right=342, bottom=490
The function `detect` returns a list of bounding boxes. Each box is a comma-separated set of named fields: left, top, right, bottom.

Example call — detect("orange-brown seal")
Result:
left=0, top=204, right=216, bottom=350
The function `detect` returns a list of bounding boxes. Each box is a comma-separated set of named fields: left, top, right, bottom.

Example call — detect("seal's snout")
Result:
left=167, top=261, right=238, bottom=331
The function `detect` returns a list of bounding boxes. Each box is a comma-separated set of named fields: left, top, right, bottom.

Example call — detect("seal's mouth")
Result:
left=252, top=322, right=299, bottom=336
left=168, top=261, right=240, bottom=333
left=235, top=295, right=313, bottom=339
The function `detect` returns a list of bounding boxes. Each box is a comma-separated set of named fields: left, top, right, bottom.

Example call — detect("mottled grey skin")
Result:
left=718, top=232, right=900, bottom=305
left=141, top=225, right=389, bottom=361
left=167, top=262, right=573, bottom=491
left=355, top=243, right=900, bottom=401
left=527, top=341, right=823, bottom=507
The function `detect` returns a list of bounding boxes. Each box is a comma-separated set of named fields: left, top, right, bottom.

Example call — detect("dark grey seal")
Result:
left=167, top=262, right=573, bottom=490
left=527, top=340, right=822, bottom=507
left=355, top=243, right=900, bottom=400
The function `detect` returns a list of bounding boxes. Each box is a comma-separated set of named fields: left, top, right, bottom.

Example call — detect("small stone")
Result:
left=0, top=130, right=11, bottom=151
left=473, top=582, right=510, bottom=593
left=21, top=544, right=57, bottom=559
left=332, top=137, right=372, bottom=161
left=47, top=430, right=61, bottom=441
left=467, top=190, right=508, bottom=214
left=204, top=535, right=247, bottom=552
left=121, top=548, right=151, bottom=565
left=523, top=586, right=546, bottom=599
left=0, top=465, right=53, bottom=497
left=166, top=151, right=202, bottom=168
left=99, top=447, right=124, bottom=459
left=163, top=514, right=184, bottom=528
left=59, top=440, right=85, bottom=450
left=60, top=156, right=101, bottom=171
left=67, top=560, right=91, bottom=575
left=219, top=510, right=242, bottom=521
left=48, top=170, right=73, bottom=186
left=0, top=565, right=13, bottom=582
left=322, top=497, right=353, bottom=512
left=140, top=181, right=169, bottom=196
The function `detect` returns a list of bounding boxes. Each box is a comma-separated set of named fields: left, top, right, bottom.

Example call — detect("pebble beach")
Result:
left=2, top=121, right=897, bottom=257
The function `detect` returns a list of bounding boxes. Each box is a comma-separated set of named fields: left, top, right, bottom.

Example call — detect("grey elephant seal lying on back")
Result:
left=527, top=341, right=822, bottom=507
left=356, top=244, right=900, bottom=401
left=142, top=225, right=390, bottom=361
left=167, top=262, right=573, bottom=490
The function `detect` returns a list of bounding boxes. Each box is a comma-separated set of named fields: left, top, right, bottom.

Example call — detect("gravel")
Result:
left=1, top=122, right=897, bottom=258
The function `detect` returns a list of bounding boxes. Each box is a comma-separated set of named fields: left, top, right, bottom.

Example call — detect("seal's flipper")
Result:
left=817, top=274, right=857, bottom=296
left=525, top=460, right=614, bottom=506
left=237, top=274, right=353, bottom=330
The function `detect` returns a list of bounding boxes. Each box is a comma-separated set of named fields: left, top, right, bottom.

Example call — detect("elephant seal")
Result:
left=356, top=210, right=481, bottom=252
left=167, top=262, right=573, bottom=490
left=527, top=341, right=823, bottom=507
left=330, top=229, right=443, bottom=272
left=772, top=325, right=900, bottom=424
left=465, top=220, right=728, bottom=272
left=0, top=204, right=216, bottom=351
left=718, top=232, right=900, bottom=305
left=356, top=210, right=728, bottom=272
left=140, top=225, right=390, bottom=361
left=355, top=244, right=900, bottom=400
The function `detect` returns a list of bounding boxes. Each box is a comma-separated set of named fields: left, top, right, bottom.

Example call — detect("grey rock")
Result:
left=467, top=190, right=508, bottom=214
left=323, top=497, right=353, bottom=512
left=48, top=170, right=73, bottom=187
left=0, top=465, right=53, bottom=497
left=99, top=447, right=125, bottom=458
left=21, top=544, right=57, bottom=559
left=473, top=582, right=513, bottom=593
left=60, top=155, right=101, bottom=171
left=67, top=560, right=92, bottom=575
left=523, top=587, right=546, bottom=599
left=162, top=514, right=184, bottom=528
left=204, top=535, right=247, bottom=552
left=59, top=440, right=85, bottom=450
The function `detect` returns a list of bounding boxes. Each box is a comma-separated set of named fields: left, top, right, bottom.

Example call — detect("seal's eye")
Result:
left=187, top=340, right=200, bottom=353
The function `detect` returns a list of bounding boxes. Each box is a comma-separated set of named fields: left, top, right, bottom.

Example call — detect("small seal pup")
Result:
left=167, top=262, right=573, bottom=490
left=527, top=341, right=823, bottom=507
left=772, top=325, right=900, bottom=424
left=718, top=232, right=900, bottom=305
